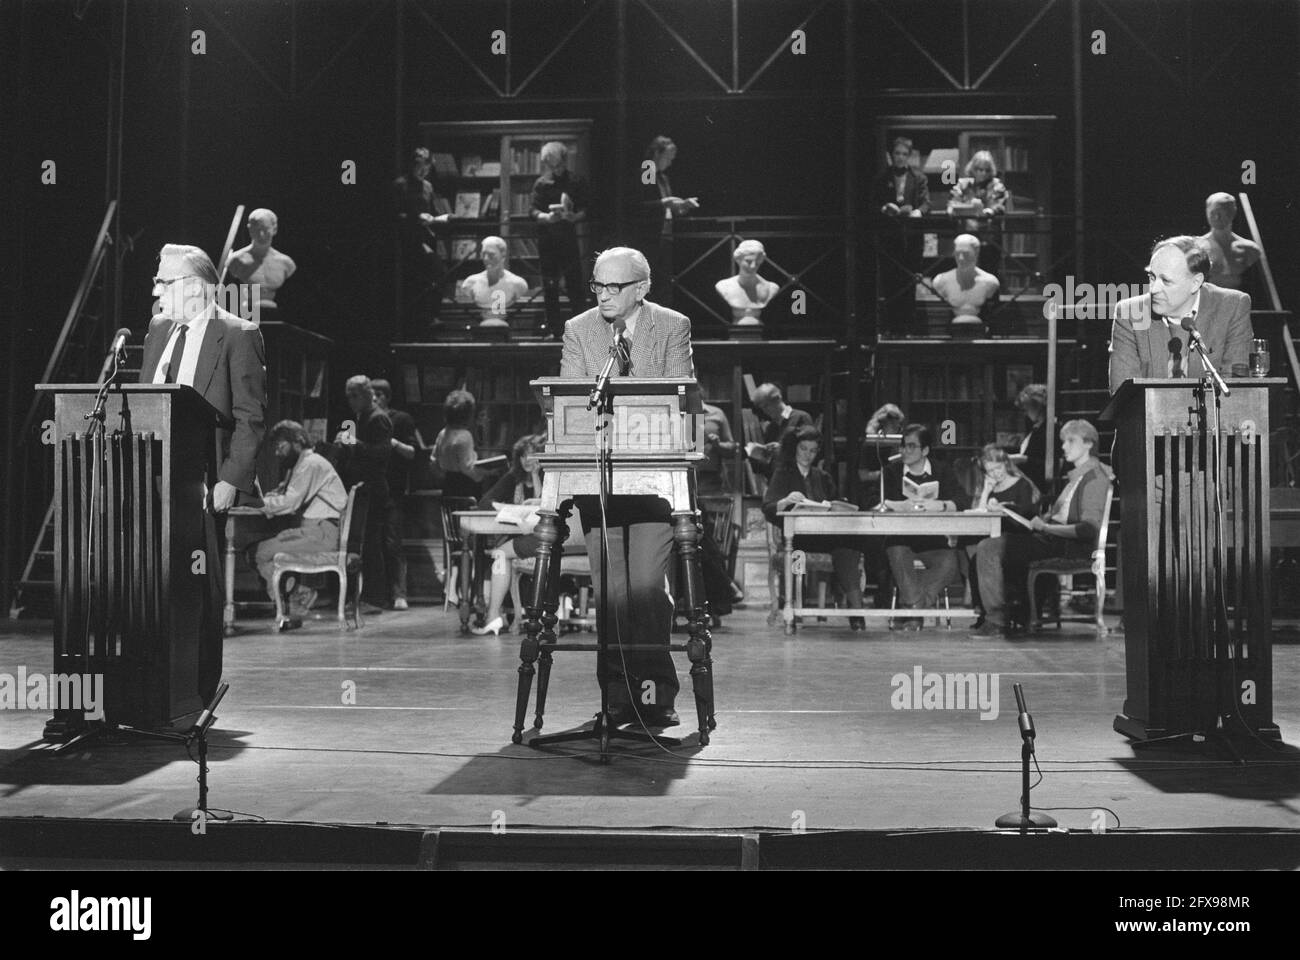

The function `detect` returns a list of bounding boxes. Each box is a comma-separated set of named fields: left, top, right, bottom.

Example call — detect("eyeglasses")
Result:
left=902, top=442, right=923, bottom=450
left=589, top=279, right=644, bottom=297
left=152, top=275, right=195, bottom=288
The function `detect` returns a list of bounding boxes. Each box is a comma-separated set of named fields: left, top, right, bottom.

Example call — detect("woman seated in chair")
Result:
left=471, top=434, right=585, bottom=636
left=965, top=444, right=1039, bottom=628
left=973, top=419, right=1113, bottom=637
left=433, top=388, right=486, bottom=499
left=762, top=426, right=867, bottom=630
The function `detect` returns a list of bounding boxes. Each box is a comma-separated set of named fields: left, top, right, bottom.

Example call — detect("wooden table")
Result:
left=451, top=510, right=520, bottom=634
left=224, top=506, right=271, bottom=635
left=776, top=508, right=1003, bottom=634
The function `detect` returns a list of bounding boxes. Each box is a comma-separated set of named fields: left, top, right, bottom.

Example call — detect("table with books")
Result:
left=775, top=499, right=1004, bottom=634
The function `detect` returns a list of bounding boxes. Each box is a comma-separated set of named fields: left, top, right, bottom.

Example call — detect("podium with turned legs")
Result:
left=511, top=377, right=717, bottom=750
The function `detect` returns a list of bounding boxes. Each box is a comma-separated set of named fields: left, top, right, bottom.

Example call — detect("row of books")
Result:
left=909, top=367, right=975, bottom=400
left=430, top=152, right=504, bottom=178
left=969, top=143, right=1033, bottom=173
left=452, top=190, right=502, bottom=220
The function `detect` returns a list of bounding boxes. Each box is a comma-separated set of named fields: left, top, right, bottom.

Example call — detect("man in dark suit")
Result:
left=560, top=246, right=692, bottom=728
left=1108, top=235, right=1253, bottom=394
left=139, top=243, right=267, bottom=703
left=872, top=136, right=931, bottom=334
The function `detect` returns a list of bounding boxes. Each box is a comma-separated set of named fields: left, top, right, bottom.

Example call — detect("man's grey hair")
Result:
left=594, top=246, right=651, bottom=282
left=159, top=243, right=219, bottom=285
left=345, top=374, right=374, bottom=397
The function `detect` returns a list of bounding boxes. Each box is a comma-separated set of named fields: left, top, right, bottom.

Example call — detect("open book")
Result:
left=789, top=499, right=860, bottom=513
left=492, top=502, right=541, bottom=528
left=993, top=504, right=1035, bottom=531
left=903, top=477, right=940, bottom=501
left=745, top=441, right=773, bottom=464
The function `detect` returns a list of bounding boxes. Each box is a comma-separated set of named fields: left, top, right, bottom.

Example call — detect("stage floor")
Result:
left=2, top=608, right=1298, bottom=840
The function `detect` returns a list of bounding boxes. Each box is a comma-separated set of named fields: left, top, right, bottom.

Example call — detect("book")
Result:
left=789, top=499, right=860, bottom=513
left=460, top=154, right=483, bottom=176
left=492, top=501, right=540, bottom=528
left=480, top=189, right=500, bottom=218
left=452, top=237, right=478, bottom=261
left=475, top=454, right=508, bottom=469
left=995, top=505, right=1035, bottom=531
left=903, top=477, right=940, bottom=500
left=453, top=192, right=482, bottom=219
left=478, top=161, right=501, bottom=177
left=745, top=441, right=773, bottom=464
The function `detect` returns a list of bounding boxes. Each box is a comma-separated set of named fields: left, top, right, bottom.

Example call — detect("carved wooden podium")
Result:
left=36, top=383, right=228, bottom=737
left=511, top=377, right=716, bottom=750
left=1102, top=378, right=1283, bottom=742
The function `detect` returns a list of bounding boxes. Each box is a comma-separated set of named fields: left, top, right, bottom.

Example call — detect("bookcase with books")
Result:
left=873, top=338, right=1072, bottom=463
left=418, top=119, right=593, bottom=304
left=258, top=322, right=332, bottom=491
left=876, top=116, right=1053, bottom=298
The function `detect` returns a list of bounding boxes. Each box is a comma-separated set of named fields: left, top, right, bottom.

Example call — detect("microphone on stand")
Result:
left=96, top=327, right=133, bottom=384
left=587, top=319, right=627, bottom=411
left=1181, top=315, right=1212, bottom=355
left=109, top=327, right=131, bottom=359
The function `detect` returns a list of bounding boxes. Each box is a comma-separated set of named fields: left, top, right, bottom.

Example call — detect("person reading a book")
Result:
left=882, top=423, right=970, bottom=630
left=964, top=444, right=1039, bottom=628
left=225, top=208, right=295, bottom=322
left=948, top=150, right=1008, bottom=279
left=433, top=388, right=486, bottom=499
left=748, top=382, right=814, bottom=477
left=1201, top=192, right=1261, bottom=292
left=470, top=434, right=588, bottom=637
left=635, top=135, right=699, bottom=305
left=973, top=419, right=1113, bottom=637
left=393, top=147, right=451, bottom=331
left=873, top=136, right=931, bottom=333
left=932, top=234, right=1000, bottom=325
left=531, top=141, right=591, bottom=336
left=715, top=239, right=779, bottom=325
left=763, top=427, right=867, bottom=630
left=248, top=420, right=348, bottom=629
left=456, top=236, right=530, bottom=326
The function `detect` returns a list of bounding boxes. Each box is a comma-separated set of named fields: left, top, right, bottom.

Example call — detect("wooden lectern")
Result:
left=36, top=383, right=229, bottom=737
left=1102, top=377, right=1283, bottom=741
left=512, top=377, right=717, bottom=749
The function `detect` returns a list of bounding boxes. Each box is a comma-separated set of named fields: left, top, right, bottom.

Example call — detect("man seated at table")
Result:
left=881, top=423, right=970, bottom=630
left=249, top=419, right=348, bottom=626
left=762, top=426, right=866, bottom=630
left=973, top=419, right=1113, bottom=638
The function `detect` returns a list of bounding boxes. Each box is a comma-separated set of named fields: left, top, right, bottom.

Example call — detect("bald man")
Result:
left=560, top=246, right=693, bottom=728
left=1201, top=192, right=1261, bottom=291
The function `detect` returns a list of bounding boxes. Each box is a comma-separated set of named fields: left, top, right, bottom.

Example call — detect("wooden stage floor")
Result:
left=2, top=607, right=1299, bottom=847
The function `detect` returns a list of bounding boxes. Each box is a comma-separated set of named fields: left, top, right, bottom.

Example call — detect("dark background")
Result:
left=2, top=0, right=1298, bottom=607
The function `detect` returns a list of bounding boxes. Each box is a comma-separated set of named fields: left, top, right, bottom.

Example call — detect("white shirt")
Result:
left=152, top=306, right=211, bottom=386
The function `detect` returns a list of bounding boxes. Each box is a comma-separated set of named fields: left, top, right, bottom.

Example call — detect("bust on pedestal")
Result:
left=715, top=239, right=778, bottom=340
left=455, top=235, right=529, bottom=340
left=932, top=233, right=999, bottom=335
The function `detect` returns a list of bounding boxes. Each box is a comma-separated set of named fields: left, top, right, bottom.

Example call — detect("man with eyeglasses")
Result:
left=139, top=243, right=267, bottom=704
left=559, top=246, right=693, bottom=728
left=881, top=423, right=969, bottom=630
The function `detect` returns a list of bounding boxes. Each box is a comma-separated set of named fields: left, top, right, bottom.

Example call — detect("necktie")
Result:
left=620, top=336, right=632, bottom=375
left=164, top=322, right=187, bottom=384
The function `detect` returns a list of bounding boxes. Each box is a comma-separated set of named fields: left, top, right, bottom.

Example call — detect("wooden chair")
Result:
left=699, top=496, right=741, bottom=579
left=1026, top=485, right=1115, bottom=634
left=437, top=495, right=479, bottom=610
left=890, top=554, right=968, bottom=628
left=270, top=482, right=368, bottom=630
left=767, top=522, right=835, bottom=625
left=509, top=553, right=595, bottom=633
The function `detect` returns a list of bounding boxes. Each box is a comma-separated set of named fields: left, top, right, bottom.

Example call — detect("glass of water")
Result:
left=1249, top=338, right=1271, bottom=377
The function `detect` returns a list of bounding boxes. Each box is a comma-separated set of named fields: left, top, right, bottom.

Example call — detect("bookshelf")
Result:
left=876, top=116, right=1054, bottom=298
left=418, top=119, right=593, bottom=316
left=258, top=322, right=332, bottom=491
left=873, top=338, right=1073, bottom=461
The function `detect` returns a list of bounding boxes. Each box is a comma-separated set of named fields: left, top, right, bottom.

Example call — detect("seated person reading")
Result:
left=455, top=236, right=530, bottom=326
left=249, top=420, right=348, bottom=623
left=973, top=419, right=1113, bottom=637
left=433, top=388, right=486, bottom=499
left=762, top=426, right=867, bottom=630
left=881, top=423, right=970, bottom=630
left=965, top=444, right=1039, bottom=627
left=932, top=233, right=999, bottom=326
left=472, top=434, right=586, bottom=638
left=715, top=239, right=779, bottom=325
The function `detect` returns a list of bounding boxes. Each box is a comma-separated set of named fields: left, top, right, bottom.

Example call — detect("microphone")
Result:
left=109, top=327, right=131, bottom=358
left=1013, top=682, right=1036, bottom=748
left=1181, top=315, right=1212, bottom=355
left=587, top=319, right=626, bottom=411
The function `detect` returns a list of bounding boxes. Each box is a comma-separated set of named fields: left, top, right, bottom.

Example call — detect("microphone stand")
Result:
left=872, top=432, right=904, bottom=511
left=996, top=683, right=1057, bottom=831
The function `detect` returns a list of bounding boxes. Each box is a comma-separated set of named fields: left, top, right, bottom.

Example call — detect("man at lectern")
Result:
left=140, top=243, right=268, bottom=704
left=559, top=246, right=693, bottom=728
left=1107, top=235, right=1253, bottom=394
